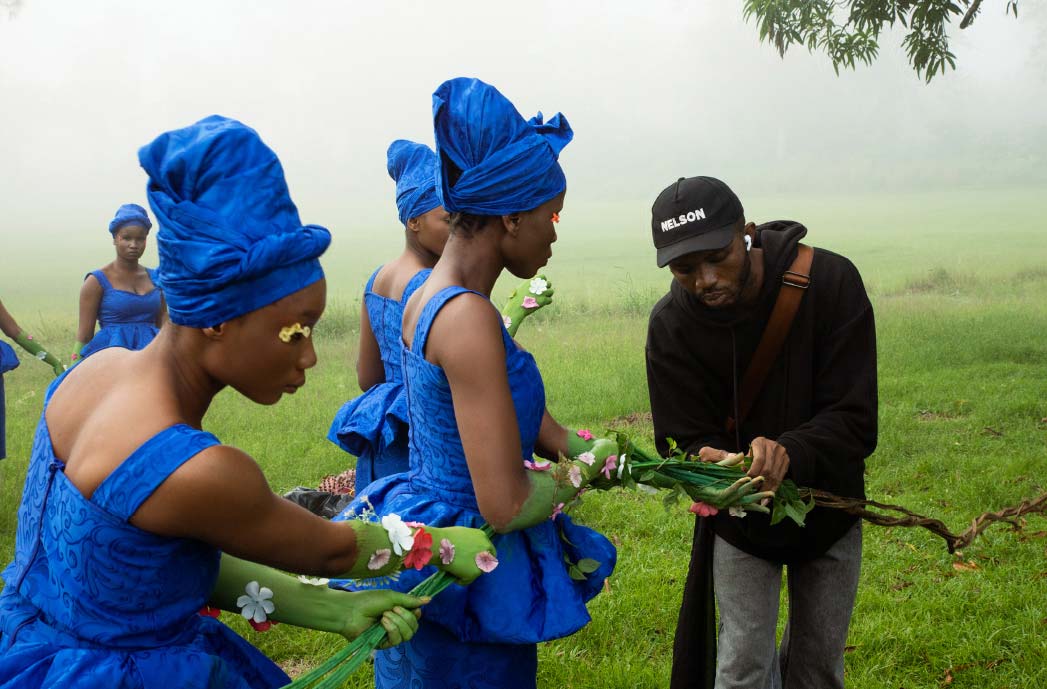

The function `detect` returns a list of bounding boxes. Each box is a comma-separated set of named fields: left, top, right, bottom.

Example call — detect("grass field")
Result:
left=2, top=189, right=1046, bottom=688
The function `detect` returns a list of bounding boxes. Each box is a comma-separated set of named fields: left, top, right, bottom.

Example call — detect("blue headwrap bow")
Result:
left=138, top=115, right=331, bottom=328
left=387, top=140, right=441, bottom=226
left=109, top=203, right=152, bottom=235
left=432, top=77, right=573, bottom=216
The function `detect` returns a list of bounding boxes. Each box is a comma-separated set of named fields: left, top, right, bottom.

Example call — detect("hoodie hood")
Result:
left=669, top=220, right=808, bottom=328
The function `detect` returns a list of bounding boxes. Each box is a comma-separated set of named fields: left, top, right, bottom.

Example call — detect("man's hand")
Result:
left=339, top=590, right=427, bottom=647
left=695, top=447, right=744, bottom=465
left=747, top=437, right=790, bottom=498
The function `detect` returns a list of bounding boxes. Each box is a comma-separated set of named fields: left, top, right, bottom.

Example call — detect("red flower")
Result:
left=403, top=526, right=434, bottom=570
left=198, top=605, right=221, bottom=618
left=248, top=619, right=278, bottom=632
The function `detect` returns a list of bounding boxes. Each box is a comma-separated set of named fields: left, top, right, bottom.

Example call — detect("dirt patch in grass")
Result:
left=279, top=658, right=318, bottom=679
left=607, top=411, right=653, bottom=428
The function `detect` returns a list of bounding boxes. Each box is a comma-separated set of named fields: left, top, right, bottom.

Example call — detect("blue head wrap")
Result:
left=138, top=115, right=331, bottom=328
left=432, top=77, right=573, bottom=216
left=109, top=203, right=152, bottom=235
left=387, top=140, right=441, bottom=226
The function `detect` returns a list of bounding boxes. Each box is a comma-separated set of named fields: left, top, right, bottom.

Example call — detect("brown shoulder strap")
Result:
left=726, top=243, right=813, bottom=433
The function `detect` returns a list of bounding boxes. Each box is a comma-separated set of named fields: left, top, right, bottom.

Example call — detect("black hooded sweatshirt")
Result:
left=646, top=220, right=877, bottom=562
left=648, top=222, right=877, bottom=689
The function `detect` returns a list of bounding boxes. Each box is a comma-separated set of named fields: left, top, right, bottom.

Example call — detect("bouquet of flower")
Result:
left=283, top=524, right=497, bottom=689
left=579, top=432, right=816, bottom=527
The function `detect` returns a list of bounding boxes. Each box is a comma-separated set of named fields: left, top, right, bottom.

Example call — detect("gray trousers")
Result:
left=713, top=523, right=862, bottom=689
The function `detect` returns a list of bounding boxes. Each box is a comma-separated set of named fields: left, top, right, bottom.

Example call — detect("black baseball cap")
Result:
left=651, top=176, right=744, bottom=267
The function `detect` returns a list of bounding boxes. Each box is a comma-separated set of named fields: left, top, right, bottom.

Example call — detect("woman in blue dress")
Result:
left=331, top=78, right=618, bottom=689
left=327, top=140, right=449, bottom=491
left=0, top=299, right=64, bottom=460
left=73, top=204, right=165, bottom=362
left=0, top=115, right=497, bottom=689
left=325, top=140, right=557, bottom=498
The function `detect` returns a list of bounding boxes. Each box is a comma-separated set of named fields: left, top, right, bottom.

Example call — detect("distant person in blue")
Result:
left=72, top=203, right=164, bottom=362
left=0, top=115, right=497, bottom=689
left=330, top=78, right=617, bottom=689
left=0, top=299, right=64, bottom=460
left=327, top=140, right=450, bottom=491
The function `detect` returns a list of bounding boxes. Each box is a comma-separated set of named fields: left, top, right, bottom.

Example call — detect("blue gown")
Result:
left=0, top=341, right=18, bottom=460
left=0, top=375, right=290, bottom=689
left=327, top=267, right=430, bottom=490
left=331, top=286, right=616, bottom=689
left=80, top=269, right=162, bottom=359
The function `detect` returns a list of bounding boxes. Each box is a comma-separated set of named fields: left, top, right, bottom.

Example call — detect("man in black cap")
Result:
left=645, top=176, right=877, bottom=689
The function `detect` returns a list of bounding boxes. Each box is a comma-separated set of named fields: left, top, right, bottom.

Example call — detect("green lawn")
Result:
left=2, top=190, right=1046, bottom=688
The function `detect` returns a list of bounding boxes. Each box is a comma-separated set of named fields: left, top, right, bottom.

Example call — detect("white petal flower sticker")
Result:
left=528, top=277, right=549, bottom=295
left=368, top=548, right=392, bottom=570
left=236, top=580, right=276, bottom=624
left=576, top=451, right=596, bottom=466
left=569, top=465, right=583, bottom=488
left=381, top=514, right=415, bottom=556
left=728, top=505, right=747, bottom=519
left=503, top=314, right=512, bottom=329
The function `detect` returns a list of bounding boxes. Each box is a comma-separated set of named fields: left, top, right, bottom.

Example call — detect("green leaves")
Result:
left=769, top=481, right=816, bottom=527
left=742, top=0, right=1019, bottom=83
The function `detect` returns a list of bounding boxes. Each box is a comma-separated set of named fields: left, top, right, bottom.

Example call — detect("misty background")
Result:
left=1, top=0, right=1045, bottom=307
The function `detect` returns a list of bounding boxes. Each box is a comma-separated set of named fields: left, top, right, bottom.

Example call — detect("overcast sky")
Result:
left=1, top=0, right=1044, bottom=237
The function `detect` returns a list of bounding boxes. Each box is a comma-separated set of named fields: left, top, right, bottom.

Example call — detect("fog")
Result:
left=1, top=0, right=1044, bottom=237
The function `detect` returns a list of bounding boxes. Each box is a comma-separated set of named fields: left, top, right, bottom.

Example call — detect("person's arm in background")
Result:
left=73, top=274, right=103, bottom=362
left=0, top=298, right=65, bottom=375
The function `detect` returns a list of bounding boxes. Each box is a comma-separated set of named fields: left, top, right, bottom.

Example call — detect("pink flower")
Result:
left=568, top=465, right=583, bottom=488
left=689, top=502, right=719, bottom=517
left=576, top=429, right=594, bottom=441
left=576, top=451, right=596, bottom=466
left=475, top=551, right=499, bottom=573
left=522, top=296, right=539, bottom=309
left=368, top=548, right=392, bottom=570
left=550, top=502, right=565, bottom=520
left=600, top=454, right=618, bottom=480
left=524, top=458, right=552, bottom=471
left=439, top=538, right=455, bottom=565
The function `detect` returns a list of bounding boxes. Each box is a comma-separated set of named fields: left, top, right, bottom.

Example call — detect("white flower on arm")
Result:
left=503, top=314, right=513, bottom=330
left=728, top=505, right=747, bottom=519
left=576, top=451, right=596, bottom=466
left=381, top=514, right=415, bottom=556
left=237, top=581, right=276, bottom=624
left=296, top=575, right=330, bottom=586
left=528, top=277, right=549, bottom=295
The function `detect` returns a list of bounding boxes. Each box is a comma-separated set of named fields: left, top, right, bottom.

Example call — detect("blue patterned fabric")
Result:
left=139, top=115, right=330, bottom=328
left=331, top=286, right=616, bottom=689
left=79, top=269, right=162, bottom=359
left=108, top=203, right=152, bottom=235
left=433, top=78, right=573, bottom=216
left=0, top=376, right=290, bottom=689
left=388, top=140, right=441, bottom=226
left=328, top=267, right=430, bottom=490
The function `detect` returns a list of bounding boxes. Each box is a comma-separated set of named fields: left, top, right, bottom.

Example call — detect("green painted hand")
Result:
left=500, top=275, right=554, bottom=338
left=13, top=331, right=64, bottom=376
left=339, top=589, right=427, bottom=647
left=426, top=525, right=498, bottom=584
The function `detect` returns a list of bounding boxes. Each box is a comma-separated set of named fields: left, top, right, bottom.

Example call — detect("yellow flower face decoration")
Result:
left=278, top=323, right=312, bottom=343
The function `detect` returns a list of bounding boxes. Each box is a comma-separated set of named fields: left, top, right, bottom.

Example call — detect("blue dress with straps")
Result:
left=331, top=286, right=616, bottom=689
left=80, top=269, right=162, bottom=359
left=0, top=375, right=290, bottom=689
left=0, top=340, right=19, bottom=460
left=327, top=267, right=430, bottom=490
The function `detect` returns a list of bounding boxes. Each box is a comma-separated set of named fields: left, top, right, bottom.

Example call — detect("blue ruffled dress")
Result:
left=0, top=340, right=19, bottom=460
left=331, top=286, right=616, bottom=689
left=0, top=375, right=290, bottom=689
left=80, top=269, right=162, bottom=359
left=328, top=267, right=430, bottom=490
